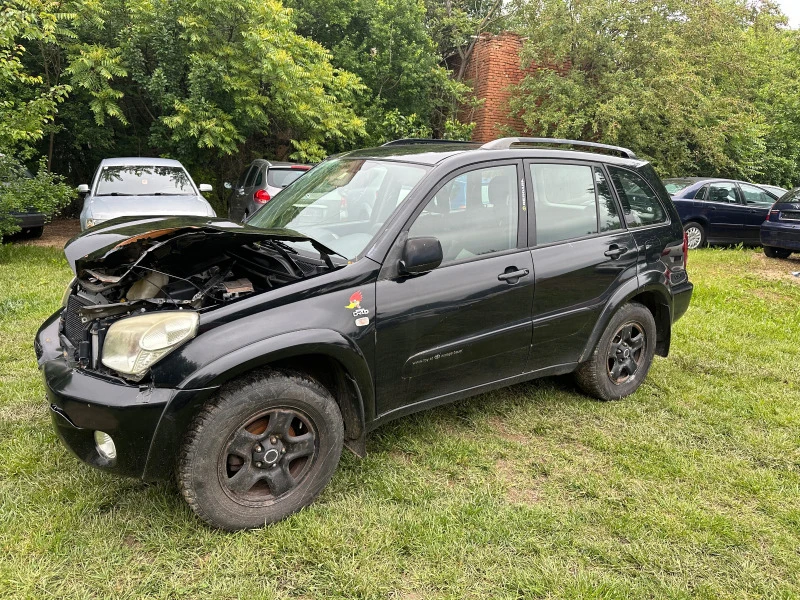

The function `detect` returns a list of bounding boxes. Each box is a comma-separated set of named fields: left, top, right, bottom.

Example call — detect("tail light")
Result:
left=768, top=202, right=780, bottom=222
left=682, top=230, right=688, bottom=269
left=254, top=189, right=271, bottom=204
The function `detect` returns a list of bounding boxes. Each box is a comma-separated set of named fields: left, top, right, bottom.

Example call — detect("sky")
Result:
left=775, top=0, right=800, bottom=27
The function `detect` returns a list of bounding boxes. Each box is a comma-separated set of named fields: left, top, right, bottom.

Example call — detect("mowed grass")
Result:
left=1, top=243, right=799, bottom=599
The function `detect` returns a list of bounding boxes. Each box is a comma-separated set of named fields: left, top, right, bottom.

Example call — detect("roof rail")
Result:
left=381, top=138, right=476, bottom=147
left=480, top=137, right=637, bottom=159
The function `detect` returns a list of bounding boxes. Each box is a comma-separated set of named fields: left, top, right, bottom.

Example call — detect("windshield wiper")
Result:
left=261, top=240, right=306, bottom=278
left=307, top=238, right=347, bottom=270
left=96, top=192, right=128, bottom=196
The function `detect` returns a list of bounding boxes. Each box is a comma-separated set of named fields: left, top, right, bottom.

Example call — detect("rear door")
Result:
left=525, top=161, right=638, bottom=370
left=374, top=161, right=533, bottom=415
left=705, top=181, right=744, bottom=241
left=230, top=164, right=255, bottom=222
left=737, top=183, right=775, bottom=242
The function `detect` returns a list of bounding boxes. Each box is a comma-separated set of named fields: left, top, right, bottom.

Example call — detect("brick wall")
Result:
left=460, top=32, right=537, bottom=143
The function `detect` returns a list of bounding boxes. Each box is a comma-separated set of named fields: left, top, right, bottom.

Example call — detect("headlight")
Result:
left=61, top=277, right=76, bottom=307
left=85, top=218, right=104, bottom=228
left=102, top=311, right=199, bottom=377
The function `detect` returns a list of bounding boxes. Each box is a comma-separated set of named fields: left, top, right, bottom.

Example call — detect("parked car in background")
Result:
left=1, top=159, right=46, bottom=238
left=38, top=137, right=692, bottom=530
left=761, top=187, right=800, bottom=258
left=77, top=158, right=215, bottom=231
left=226, top=160, right=310, bottom=223
left=663, top=177, right=782, bottom=249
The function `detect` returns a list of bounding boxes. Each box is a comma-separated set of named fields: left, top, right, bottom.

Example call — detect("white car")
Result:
left=78, top=158, right=216, bottom=230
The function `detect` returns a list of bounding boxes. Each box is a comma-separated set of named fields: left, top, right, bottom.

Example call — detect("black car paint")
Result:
left=37, top=144, right=692, bottom=481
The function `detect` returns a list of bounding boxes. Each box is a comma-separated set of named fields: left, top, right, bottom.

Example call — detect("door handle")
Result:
left=604, top=245, right=628, bottom=259
left=497, top=268, right=529, bottom=282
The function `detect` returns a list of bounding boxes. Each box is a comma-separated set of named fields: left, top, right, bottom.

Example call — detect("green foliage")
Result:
left=0, top=155, right=75, bottom=238
left=509, top=0, right=800, bottom=184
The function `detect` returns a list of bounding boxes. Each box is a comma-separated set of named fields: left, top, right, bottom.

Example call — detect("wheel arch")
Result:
left=579, top=285, right=672, bottom=365
left=143, top=330, right=373, bottom=481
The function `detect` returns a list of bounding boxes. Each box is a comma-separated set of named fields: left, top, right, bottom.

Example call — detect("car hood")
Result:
left=64, top=215, right=333, bottom=277
left=86, top=194, right=212, bottom=218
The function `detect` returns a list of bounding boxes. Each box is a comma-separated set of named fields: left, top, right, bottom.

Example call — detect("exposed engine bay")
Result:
left=61, top=225, right=338, bottom=376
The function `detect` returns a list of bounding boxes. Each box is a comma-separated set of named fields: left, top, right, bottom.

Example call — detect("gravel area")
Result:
left=17, top=219, right=81, bottom=249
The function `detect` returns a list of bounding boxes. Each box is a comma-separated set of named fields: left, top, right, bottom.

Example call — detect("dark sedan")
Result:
left=761, top=187, right=800, bottom=258
left=664, top=178, right=781, bottom=249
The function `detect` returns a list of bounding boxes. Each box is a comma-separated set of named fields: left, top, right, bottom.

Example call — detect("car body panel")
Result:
left=761, top=188, right=800, bottom=252
left=37, top=140, right=693, bottom=482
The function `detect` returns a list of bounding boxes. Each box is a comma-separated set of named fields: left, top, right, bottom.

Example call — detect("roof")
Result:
left=99, top=157, right=185, bottom=167
left=339, top=142, right=646, bottom=168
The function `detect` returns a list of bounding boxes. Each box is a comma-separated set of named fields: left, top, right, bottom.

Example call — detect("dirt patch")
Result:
left=749, top=252, right=800, bottom=284
left=18, top=219, right=80, bottom=249
left=495, top=459, right=540, bottom=505
left=488, top=416, right=529, bottom=445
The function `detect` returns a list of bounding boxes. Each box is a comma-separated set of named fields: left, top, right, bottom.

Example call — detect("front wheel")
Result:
left=574, top=302, right=657, bottom=401
left=178, top=370, right=344, bottom=530
left=763, top=246, right=792, bottom=259
left=684, top=222, right=705, bottom=249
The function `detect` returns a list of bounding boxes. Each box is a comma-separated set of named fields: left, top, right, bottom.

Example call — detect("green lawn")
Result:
left=1, top=244, right=799, bottom=599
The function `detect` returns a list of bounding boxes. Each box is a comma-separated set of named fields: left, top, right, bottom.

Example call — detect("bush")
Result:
left=0, top=155, right=75, bottom=240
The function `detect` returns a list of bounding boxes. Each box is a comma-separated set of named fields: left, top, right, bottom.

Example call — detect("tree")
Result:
left=508, top=0, right=797, bottom=182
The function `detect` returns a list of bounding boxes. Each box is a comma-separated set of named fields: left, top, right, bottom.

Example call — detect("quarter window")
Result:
left=608, top=167, right=667, bottom=227
left=530, top=163, right=598, bottom=244
left=693, top=185, right=708, bottom=201
left=409, top=165, right=519, bottom=264
left=595, top=168, right=622, bottom=232
left=739, top=183, right=774, bottom=206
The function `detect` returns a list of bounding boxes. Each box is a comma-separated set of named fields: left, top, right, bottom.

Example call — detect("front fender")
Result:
left=142, top=328, right=374, bottom=481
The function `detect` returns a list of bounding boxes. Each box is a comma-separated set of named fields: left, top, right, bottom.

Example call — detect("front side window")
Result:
left=95, top=166, right=194, bottom=196
left=530, top=163, right=598, bottom=244
left=739, top=183, right=774, bottom=206
left=408, top=164, right=519, bottom=264
left=248, top=158, right=429, bottom=260
left=707, top=182, right=739, bottom=205
left=608, top=167, right=667, bottom=228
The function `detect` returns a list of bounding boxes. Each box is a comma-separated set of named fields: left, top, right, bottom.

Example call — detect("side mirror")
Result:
left=223, top=182, right=232, bottom=190
left=199, top=183, right=213, bottom=192
left=77, top=184, right=89, bottom=194
left=399, top=237, right=443, bottom=275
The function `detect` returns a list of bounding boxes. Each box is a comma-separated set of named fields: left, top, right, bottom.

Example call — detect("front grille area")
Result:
left=780, top=210, right=800, bottom=221
left=63, top=294, right=93, bottom=346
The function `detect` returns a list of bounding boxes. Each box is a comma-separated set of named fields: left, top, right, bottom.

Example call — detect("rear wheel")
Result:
left=178, top=370, right=344, bottom=530
left=684, top=222, right=705, bottom=249
left=574, top=302, right=657, bottom=401
left=764, top=246, right=792, bottom=259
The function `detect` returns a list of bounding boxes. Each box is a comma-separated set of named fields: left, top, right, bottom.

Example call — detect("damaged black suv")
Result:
left=36, top=138, right=692, bottom=530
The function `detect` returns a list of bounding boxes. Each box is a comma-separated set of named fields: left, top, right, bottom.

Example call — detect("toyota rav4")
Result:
left=36, top=138, right=693, bottom=530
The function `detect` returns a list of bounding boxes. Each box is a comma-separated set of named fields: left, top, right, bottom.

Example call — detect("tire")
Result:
left=684, top=222, right=705, bottom=249
left=574, top=302, right=657, bottom=401
left=26, top=226, right=44, bottom=238
left=178, top=370, right=344, bottom=530
left=764, top=246, right=792, bottom=259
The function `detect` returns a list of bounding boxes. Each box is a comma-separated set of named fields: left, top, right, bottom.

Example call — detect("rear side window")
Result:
left=268, top=169, right=307, bottom=188
left=244, top=165, right=258, bottom=187
left=608, top=167, right=667, bottom=228
left=739, top=183, right=774, bottom=206
left=254, top=168, right=264, bottom=187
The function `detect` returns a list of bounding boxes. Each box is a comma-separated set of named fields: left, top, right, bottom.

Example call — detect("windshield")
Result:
left=96, top=166, right=194, bottom=196
left=248, top=158, right=429, bottom=259
left=663, top=181, right=692, bottom=194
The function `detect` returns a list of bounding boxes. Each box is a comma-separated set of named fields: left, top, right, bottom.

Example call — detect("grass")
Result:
left=1, top=243, right=799, bottom=599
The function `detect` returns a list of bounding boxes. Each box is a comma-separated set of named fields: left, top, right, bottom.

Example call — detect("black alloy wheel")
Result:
left=178, top=370, right=343, bottom=530
left=574, top=302, right=657, bottom=401
left=606, top=322, right=646, bottom=385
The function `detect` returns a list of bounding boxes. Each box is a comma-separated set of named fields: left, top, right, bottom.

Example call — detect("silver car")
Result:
left=77, top=158, right=216, bottom=230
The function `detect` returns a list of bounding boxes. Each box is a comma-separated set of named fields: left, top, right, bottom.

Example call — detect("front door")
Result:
left=374, top=162, right=533, bottom=416
left=525, top=162, right=638, bottom=370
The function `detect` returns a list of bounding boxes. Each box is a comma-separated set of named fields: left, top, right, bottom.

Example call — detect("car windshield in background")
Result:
left=248, top=158, right=429, bottom=260
left=664, top=181, right=692, bottom=194
left=268, top=169, right=307, bottom=188
left=96, top=166, right=194, bottom=196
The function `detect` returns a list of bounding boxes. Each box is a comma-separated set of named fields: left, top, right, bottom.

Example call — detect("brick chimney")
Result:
left=459, top=32, right=536, bottom=143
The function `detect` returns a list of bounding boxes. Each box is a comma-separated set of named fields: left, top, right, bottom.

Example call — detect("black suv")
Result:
left=36, top=138, right=692, bottom=530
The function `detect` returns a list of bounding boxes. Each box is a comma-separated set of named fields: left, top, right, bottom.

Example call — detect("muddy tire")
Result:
left=178, top=370, right=344, bottom=530
left=574, top=302, right=657, bottom=401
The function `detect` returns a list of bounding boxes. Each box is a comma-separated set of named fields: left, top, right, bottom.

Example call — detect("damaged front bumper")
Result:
left=35, top=311, right=212, bottom=480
